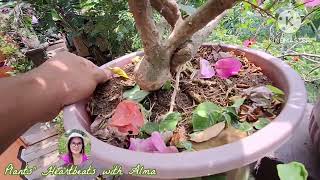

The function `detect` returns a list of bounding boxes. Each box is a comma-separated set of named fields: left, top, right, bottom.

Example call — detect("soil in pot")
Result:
left=87, top=45, right=285, bottom=152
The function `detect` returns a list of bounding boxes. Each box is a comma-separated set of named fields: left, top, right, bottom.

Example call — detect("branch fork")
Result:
left=128, top=0, right=237, bottom=91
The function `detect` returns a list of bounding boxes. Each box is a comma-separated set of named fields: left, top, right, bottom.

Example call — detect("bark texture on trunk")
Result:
left=129, top=0, right=237, bottom=91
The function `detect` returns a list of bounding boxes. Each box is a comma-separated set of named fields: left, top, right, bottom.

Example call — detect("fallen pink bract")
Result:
left=215, top=58, right=242, bottom=79
left=110, top=100, right=144, bottom=135
left=32, top=16, right=39, bottom=25
left=304, top=0, right=320, bottom=7
left=129, top=132, right=178, bottom=153
left=199, top=58, right=215, bottom=79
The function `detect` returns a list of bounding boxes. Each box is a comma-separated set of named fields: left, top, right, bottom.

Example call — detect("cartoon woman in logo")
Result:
left=61, top=132, right=89, bottom=166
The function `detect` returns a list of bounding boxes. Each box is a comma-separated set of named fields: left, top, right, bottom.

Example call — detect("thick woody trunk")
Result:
left=134, top=48, right=171, bottom=91
left=129, top=0, right=237, bottom=91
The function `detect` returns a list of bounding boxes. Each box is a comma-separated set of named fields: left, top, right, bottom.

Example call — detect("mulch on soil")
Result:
left=87, top=45, right=277, bottom=149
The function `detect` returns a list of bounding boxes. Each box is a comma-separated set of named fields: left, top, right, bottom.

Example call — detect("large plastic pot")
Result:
left=63, top=44, right=307, bottom=179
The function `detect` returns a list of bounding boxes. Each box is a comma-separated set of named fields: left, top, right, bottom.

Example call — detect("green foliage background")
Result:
left=3, top=0, right=320, bottom=101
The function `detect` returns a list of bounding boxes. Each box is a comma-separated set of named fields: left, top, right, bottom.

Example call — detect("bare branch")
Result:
left=150, top=0, right=182, bottom=27
left=243, top=0, right=275, bottom=19
left=278, top=53, right=320, bottom=59
left=166, top=0, right=237, bottom=52
left=128, top=0, right=162, bottom=56
left=171, top=10, right=229, bottom=71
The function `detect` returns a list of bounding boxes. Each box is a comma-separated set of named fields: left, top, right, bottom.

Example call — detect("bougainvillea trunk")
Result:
left=129, top=0, right=237, bottom=91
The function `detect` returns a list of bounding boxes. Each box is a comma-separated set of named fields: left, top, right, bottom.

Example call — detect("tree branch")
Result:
left=150, top=0, right=182, bottom=28
left=166, top=0, right=237, bottom=52
left=278, top=53, right=320, bottom=59
left=170, top=10, right=229, bottom=71
left=243, top=0, right=275, bottom=19
left=128, top=0, right=162, bottom=57
left=302, top=7, right=319, bottom=22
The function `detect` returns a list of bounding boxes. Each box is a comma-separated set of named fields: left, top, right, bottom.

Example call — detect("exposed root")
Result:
left=169, top=66, right=183, bottom=112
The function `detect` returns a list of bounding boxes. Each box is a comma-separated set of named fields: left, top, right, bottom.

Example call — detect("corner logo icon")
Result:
left=277, top=9, right=302, bottom=34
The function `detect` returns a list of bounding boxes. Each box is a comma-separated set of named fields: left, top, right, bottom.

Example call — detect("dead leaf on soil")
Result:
left=189, top=122, right=226, bottom=143
left=192, top=126, right=247, bottom=151
left=161, top=131, right=173, bottom=144
left=239, top=105, right=264, bottom=122
left=170, top=126, right=187, bottom=146
left=213, top=52, right=234, bottom=61
left=243, top=86, right=273, bottom=107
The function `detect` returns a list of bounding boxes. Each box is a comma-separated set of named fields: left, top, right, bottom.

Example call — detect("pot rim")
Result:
left=63, top=43, right=307, bottom=179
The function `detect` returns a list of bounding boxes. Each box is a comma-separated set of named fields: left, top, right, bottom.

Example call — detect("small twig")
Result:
left=302, top=7, right=319, bottom=22
left=242, top=0, right=275, bottom=19
left=169, top=66, right=183, bottom=112
left=303, top=56, right=320, bottom=64
left=278, top=53, right=320, bottom=59
left=304, top=77, right=320, bottom=83
left=265, top=43, right=271, bottom=52
left=309, top=64, right=320, bottom=74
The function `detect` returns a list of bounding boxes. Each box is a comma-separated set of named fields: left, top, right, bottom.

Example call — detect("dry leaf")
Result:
left=192, top=126, right=247, bottom=151
left=170, top=126, right=187, bottom=146
left=161, top=131, right=173, bottom=144
left=239, top=105, right=263, bottom=122
left=243, top=86, right=273, bottom=107
left=190, top=122, right=226, bottom=143
left=0, top=66, right=13, bottom=78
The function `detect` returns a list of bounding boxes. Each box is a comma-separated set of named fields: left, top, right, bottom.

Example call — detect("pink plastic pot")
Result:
left=63, top=44, right=307, bottom=179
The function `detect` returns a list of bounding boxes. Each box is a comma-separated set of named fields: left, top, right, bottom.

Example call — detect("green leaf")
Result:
left=123, top=85, right=149, bottom=102
left=277, top=162, right=308, bottom=180
left=162, top=80, right=173, bottom=91
left=51, top=9, right=62, bottom=21
left=254, top=118, right=270, bottom=130
left=231, top=98, right=245, bottom=108
left=266, top=85, right=285, bottom=96
left=232, top=121, right=253, bottom=132
left=222, top=113, right=232, bottom=125
left=123, top=85, right=140, bottom=97
left=226, top=107, right=237, bottom=116
left=159, top=112, right=182, bottom=132
left=208, top=111, right=223, bottom=125
left=141, top=122, right=159, bottom=135
left=192, top=102, right=222, bottom=131
left=266, top=18, right=275, bottom=25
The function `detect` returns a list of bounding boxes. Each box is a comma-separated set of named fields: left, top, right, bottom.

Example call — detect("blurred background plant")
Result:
left=176, top=0, right=319, bottom=102
left=207, top=0, right=320, bottom=102
left=26, top=0, right=140, bottom=65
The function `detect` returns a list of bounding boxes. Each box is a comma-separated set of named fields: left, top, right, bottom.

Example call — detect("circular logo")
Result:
left=277, top=10, right=302, bottom=33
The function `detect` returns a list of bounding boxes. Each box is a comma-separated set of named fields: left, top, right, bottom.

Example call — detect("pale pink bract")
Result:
left=129, top=132, right=178, bottom=153
left=199, top=58, right=215, bottom=79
